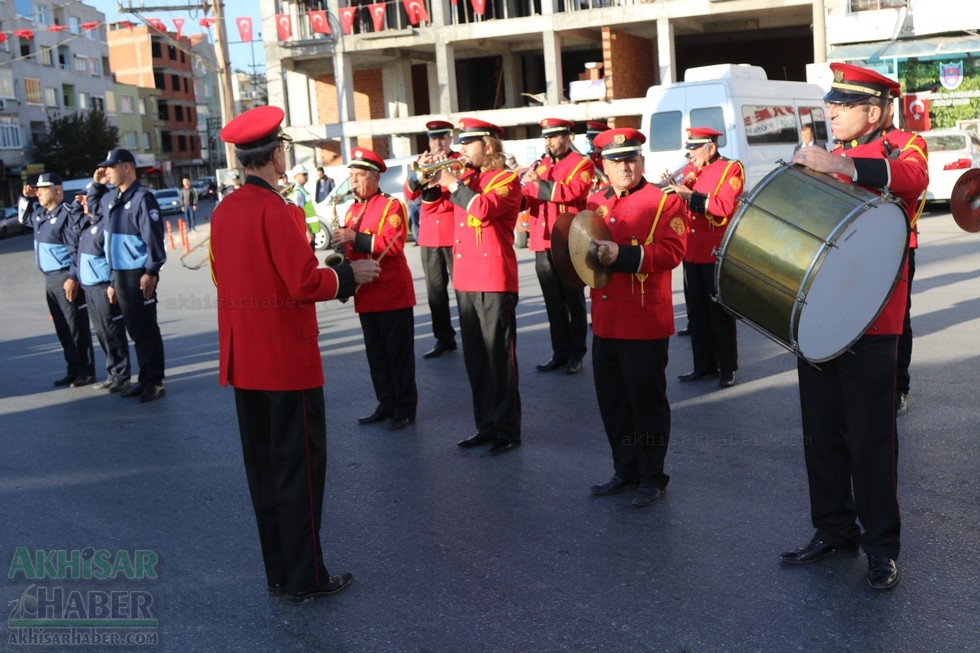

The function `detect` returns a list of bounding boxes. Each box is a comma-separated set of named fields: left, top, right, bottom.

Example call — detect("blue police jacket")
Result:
left=88, top=180, right=166, bottom=274
left=31, top=201, right=81, bottom=274
left=73, top=210, right=112, bottom=286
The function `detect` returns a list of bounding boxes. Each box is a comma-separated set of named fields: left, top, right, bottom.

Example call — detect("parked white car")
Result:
left=919, top=129, right=980, bottom=203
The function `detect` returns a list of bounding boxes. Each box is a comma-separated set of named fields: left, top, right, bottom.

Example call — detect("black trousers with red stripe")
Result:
left=234, top=387, right=331, bottom=594
left=796, top=335, right=901, bottom=559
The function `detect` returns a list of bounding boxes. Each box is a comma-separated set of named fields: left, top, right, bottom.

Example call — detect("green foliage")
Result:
left=32, top=110, right=120, bottom=179
left=900, top=59, right=980, bottom=130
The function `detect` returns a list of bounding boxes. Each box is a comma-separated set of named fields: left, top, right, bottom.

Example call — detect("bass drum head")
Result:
left=795, top=199, right=908, bottom=362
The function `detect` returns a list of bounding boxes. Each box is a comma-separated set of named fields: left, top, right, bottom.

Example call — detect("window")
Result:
left=44, top=87, right=58, bottom=107
left=14, top=0, right=33, bottom=18
left=20, top=38, right=33, bottom=59
left=171, top=75, right=180, bottom=91
left=62, top=84, right=76, bottom=108
left=78, top=92, right=88, bottom=110
left=138, top=98, right=146, bottom=115
left=690, top=108, right=727, bottom=147
left=154, top=72, right=165, bottom=90
left=0, top=116, right=23, bottom=149
left=90, top=58, right=103, bottom=76
left=168, top=45, right=177, bottom=60
left=0, top=70, right=15, bottom=99
left=152, top=42, right=162, bottom=58
left=799, top=106, right=830, bottom=143
left=24, top=78, right=42, bottom=105
left=119, top=96, right=135, bottom=114
left=849, top=0, right=906, bottom=10
left=91, top=96, right=104, bottom=112
left=34, top=4, right=51, bottom=25
left=175, top=105, right=184, bottom=121
left=74, top=55, right=88, bottom=74
left=143, top=132, right=151, bottom=149
left=40, top=48, right=54, bottom=66
left=70, top=17, right=82, bottom=35
left=178, top=135, right=187, bottom=151
left=183, top=78, right=189, bottom=93
left=161, top=132, right=172, bottom=152
left=742, top=104, right=797, bottom=146
left=124, top=131, right=138, bottom=149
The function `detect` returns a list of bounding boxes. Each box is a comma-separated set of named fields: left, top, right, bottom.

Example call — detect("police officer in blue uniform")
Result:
left=29, top=172, right=95, bottom=388
left=69, top=185, right=132, bottom=393
left=88, top=148, right=167, bottom=403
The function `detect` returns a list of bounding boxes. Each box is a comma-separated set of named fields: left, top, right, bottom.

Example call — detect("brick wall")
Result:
left=314, top=68, right=390, bottom=160
left=603, top=27, right=654, bottom=129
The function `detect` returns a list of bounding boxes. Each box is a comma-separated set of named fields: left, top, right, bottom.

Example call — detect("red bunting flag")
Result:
left=236, top=16, right=253, bottom=42
left=172, top=18, right=184, bottom=38
left=369, top=3, right=386, bottom=31
left=339, top=7, right=356, bottom=35
left=309, top=9, right=331, bottom=35
left=49, top=24, right=69, bottom=32
left=0, top=34, right=7, bottom=43
left=470, top=0, right=486, bottom=16
left=199, top=17, right=217, bottom=28
left=14, top=29, right=34, bottom=39
left=275, top=14, right=292, bottom=41
left=81, top=21, right=99, bottom=31
left=402, top=0, right=429, bottom=24
left=147, top=18, right=166, bottom=32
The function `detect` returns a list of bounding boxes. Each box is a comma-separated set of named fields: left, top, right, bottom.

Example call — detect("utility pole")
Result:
left=118, top=1, right=238, bottom=169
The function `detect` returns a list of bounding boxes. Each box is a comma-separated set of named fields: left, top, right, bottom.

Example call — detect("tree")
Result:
left=32, top=110, right=120, bottom=179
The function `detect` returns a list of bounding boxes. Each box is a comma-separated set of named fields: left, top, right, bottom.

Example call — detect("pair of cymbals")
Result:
left=951, top=169, right=980, bottom=233
left=550, top=210, right=612, bottom=289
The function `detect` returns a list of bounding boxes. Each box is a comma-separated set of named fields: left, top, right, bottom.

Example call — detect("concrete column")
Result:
left=657, top=18, right=676, bottom=85
left=501, top=52, right=521, bottom=109
left=383, top=61, right=414, bottom=156
left=542, top=30, right=563, bottom=104
left=435, top=41, right=458, bottom=115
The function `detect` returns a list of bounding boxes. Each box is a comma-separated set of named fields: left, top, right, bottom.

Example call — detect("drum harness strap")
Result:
left=631, top=192, right=670, bottom=307
left=704, top=161, right=742, bottom=228
left=891, top=137, right=928, bottom=234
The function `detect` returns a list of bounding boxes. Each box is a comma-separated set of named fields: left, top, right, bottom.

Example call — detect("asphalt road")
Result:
left=0, top=201, right=977, bottom=652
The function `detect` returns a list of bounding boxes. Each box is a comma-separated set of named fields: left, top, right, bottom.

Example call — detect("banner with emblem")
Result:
left=903, top=93, right=931, bottom=132
left=236, top=16, right=253, bottom=42
left=340, top=7, right=357, bottom=35
left=309, top=9, right=332, bottom=35
left=402, top=0, right=430, bottom=25
left=939, top=61, right=964, bottom=91
left=275, top=14, right=292, bottom=41
left=369, top=3, right=387, bottom=32
left=470, top=0, right=486, bottom=16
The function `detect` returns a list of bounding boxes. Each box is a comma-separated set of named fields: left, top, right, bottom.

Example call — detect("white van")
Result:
left=641, top=64, right=830, bottom=192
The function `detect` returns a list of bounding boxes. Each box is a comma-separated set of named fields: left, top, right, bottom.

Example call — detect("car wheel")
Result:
left=313, top=222, right=331, bottom=251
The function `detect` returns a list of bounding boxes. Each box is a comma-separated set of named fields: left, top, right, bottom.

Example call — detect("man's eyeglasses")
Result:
left=278, top=139, right=292, bottom=152
left=824, top=101, right=873, bottom=112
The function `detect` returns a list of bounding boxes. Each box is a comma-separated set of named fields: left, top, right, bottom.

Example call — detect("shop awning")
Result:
left=830, top=34, right=980, bottom=61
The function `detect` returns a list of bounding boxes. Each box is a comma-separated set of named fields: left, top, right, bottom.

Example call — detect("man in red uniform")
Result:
left=781, top=63, right=928, bottom=591
left=522, top=118, right=594, bottom=374
left=585, top=128, right=688, bottom=507
left=436, top=118, right=523, bottom=454
left=585, top=120, right=608, bottom=174
left=209, top=106, right=380, bottom=603
left=403, top=120, right=462, bottom=359
left=332, top=147, right=418, bottom=431
left=666, top=127, right=744, bottom=388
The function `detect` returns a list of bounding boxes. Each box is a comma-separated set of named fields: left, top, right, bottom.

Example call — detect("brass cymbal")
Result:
left=568, top=210, right=613, bottom=289
left=951, top=168, right=980, bottom=233
left=549, top=212, right=585, bottom=289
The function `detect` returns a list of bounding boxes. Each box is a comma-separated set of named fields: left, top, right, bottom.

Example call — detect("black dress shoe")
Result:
left=70, top=375, right=95, bottom=388
left=358, top=408, right=392, bottom=425
left=719, top=372, right=736, bottom=388
left=387, top=416, right=415, bottom=431
left=564, top=358, right=584, bottom=375
left=677, top=327, right=690, bottom=336
left=488, top=437, right=519, bottom=454
left=108, top=379, right=132, bottom=394
left=677, top=370, right=719, bottom=382
left=867, top=555, right=899, bottom=590
left=631, top=485, right=664, bottom=507
left=287, top=573, right=354, bottom=604
left=120, top=383, right=145, bottom=398
left=53, top=375, right=76, bottom=387
left=138, top=384, right=166, bottom=403
left=779, top=537, right=859, bottom=565
left=535, top=355, right=568, bottom=372
left=422, top=342, right=457, bottom=359
left=590, top=475, right=637, bottom=496
left=457, top=432, right=494, bottom=448
left=267, top=583, right=286, bottom=596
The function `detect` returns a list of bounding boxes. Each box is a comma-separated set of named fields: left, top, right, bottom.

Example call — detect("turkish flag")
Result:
left=470, top=0, right=486, bottom=16
left=310, top=9, right=331, bottom=35
left=172, top=18, right=184, bottom=39
left=275, top=14, right=292, bottom=41
left=14, top=29, right=33, bottom=39
left=49, top=24, right=69, bottom=32
left=340, top=7, right=357, bottom=35
left=199, top=17, right=217, bottom=28
left=236, top=16, right=253, bottom=42
left=402, top=0, right=429, bottom=24
left=81, top=21, right=99, bottom=31
left=903, top=94, right=931, bottom=133
left=369, top=3, right=386, bottom=31
left=147, top=18, right=166, bottom=32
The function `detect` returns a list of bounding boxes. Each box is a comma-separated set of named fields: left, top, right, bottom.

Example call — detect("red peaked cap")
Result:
left=685, top=127, right=723, bottom=149
left=221, top=106, right=293, bottom=148
left=454, top=118, right=504, bottom=144
left=348, top=147, right=387, bottom=173
left=593, top=128, right=645, bottom=161
left=825, top=62, right=901, bottom=103
left=540, top=118, right=574, bottom=136
left=586, top=121, right=609, bottom=137
left=425, top=120, right=454, bottom=137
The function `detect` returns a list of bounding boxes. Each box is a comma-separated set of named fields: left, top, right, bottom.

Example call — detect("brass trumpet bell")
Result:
left=412, top=158, right=464, bottom=186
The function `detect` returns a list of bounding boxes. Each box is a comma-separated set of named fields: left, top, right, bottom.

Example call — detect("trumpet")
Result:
left=412, top=156, right=466, bottom=186
left=656, top=161, right=693, bottom=188
left=279, top=182, right=295, bottom=197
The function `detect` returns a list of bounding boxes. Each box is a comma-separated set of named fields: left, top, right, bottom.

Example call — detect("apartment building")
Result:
left=108, top=81, right=165, bottom=187
left=261, top=0, right=979, bottom=168
left=108, top=24, right=202, bottom=186
left=189, top=32, right=226, bottom=173
left=0, top=0, right=112, bottom=204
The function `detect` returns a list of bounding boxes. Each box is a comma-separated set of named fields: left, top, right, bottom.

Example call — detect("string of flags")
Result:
left=0, top=1, right=486, bottom=45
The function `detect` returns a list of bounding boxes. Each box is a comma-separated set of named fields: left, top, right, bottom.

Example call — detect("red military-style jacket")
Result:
left=403, top=151, right=464, bottom=248
left=683, top=156, right=745, bottom=264
left=210, top=177, right=347, bottom=391
left=522, top=148, right=594, bottom=251
left=829, top=126, right=928, bottom=335
left=340, top=191, right=416, bottom=314
left=450, top=166, right=522, bottom=293
left=586, top=178, right=689, bottom=340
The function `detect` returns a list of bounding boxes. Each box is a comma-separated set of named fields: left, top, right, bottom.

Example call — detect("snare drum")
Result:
left=714, top=163, right=909, bottom=363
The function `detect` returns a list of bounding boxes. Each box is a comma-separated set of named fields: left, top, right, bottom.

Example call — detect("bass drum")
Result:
left=714, top=163, right=909, bottom=363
